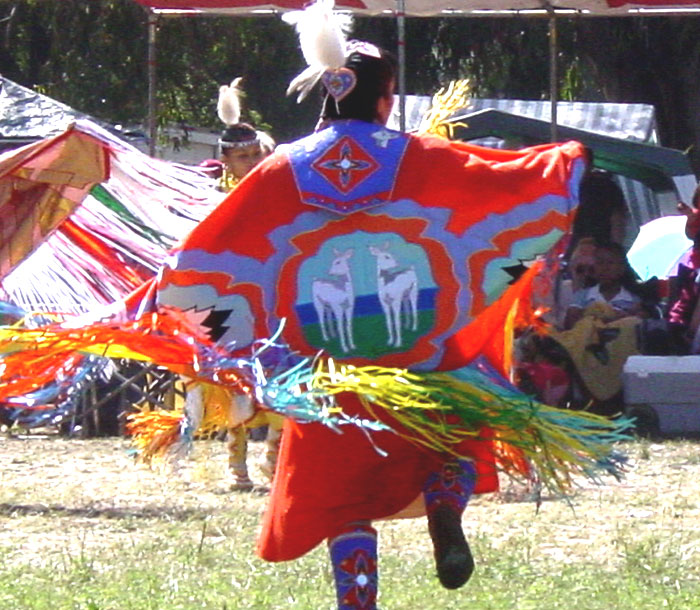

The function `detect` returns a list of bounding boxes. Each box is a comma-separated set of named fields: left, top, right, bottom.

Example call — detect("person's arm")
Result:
left=563, top=305, right=584, bottom=330
left=610, top=290, right=646, bottom=320
left=627, top=300, right=646, bottom=319
left=687, top=283, right=700, bottom=345
left=563, top=289, right=586, bottom=329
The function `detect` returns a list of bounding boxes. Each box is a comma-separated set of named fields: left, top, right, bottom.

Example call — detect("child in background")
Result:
left=554, top=240, right=646, bottom=415
left=564, top=241, right=643, bottom=331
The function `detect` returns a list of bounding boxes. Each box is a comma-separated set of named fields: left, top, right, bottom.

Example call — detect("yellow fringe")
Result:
left=416, top=79, right=471, bottom=139
left=196, top=383, right=233, bottom=438
left=309, top=360, right=629, bottom=492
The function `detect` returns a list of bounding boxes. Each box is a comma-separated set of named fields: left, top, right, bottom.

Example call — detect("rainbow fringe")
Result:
left=0, top=313, right=632, bottom=491
left=258, top=357, right=632, bottom=493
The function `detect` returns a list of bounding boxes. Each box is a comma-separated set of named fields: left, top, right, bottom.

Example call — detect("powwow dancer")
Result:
left=201, top=76, right=276, bottom=192
left=145, top=2, right=626, bottom=606
left=0, top=2, right=630, bottom=607
left=194, top=77, right=283, bottom=490
left=183, top=380, right=283, bottom=490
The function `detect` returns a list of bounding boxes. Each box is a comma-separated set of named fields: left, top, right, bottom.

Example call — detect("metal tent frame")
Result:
left=134, top=0, right=700, bottom=155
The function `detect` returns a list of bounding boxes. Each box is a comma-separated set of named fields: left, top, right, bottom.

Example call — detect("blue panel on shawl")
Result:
left=287, top=120, right=410, bottom=215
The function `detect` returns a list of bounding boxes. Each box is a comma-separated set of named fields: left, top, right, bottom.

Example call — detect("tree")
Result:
left=1, top=2, right=699, bottom=176
left=381, top=15, right=700, bottom=174
left=0, top=1, right=316, bottom=141
left=1, top=1, right=149, bottom=124
left=152, top=14, right=318, bottom=141
left=565, top=16, right=700, bottom=173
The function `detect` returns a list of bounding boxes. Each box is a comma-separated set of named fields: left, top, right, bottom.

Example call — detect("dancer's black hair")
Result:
left=320, top=48, right=397, bottom=123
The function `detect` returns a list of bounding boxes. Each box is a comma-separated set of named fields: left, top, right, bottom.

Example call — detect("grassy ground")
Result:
left=1, top=435, right=700, bottom=609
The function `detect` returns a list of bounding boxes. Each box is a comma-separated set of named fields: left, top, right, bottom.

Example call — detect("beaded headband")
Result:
left=218, top=134, right=261, bottom=150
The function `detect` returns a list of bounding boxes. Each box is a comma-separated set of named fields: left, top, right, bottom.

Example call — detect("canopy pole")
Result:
left=396, top=0, right=406, bottom=132
left=548, top=7, right=558, bottom=142
left=147, top=10, right=158, bottom=157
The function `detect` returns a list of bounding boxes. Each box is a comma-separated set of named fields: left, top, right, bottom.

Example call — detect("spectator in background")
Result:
left=668, top=185, right=700, bottom=353
left=568, top=237, right=599, bottom=293
left=552, top=240, right=647, bottom=415
left=514, top=238, right=599, bottom=406
left=569, top=169, right=629, bottom=256
left=564, top=240, right=643, bottom=331
left=544, top=237, right=598, bottom=329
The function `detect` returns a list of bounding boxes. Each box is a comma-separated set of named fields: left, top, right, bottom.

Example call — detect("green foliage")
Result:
left=1, top=0, right=148, bottom=123
left=0, top=2, right=318, bottom=142
left=152, top=15, right=313, bottom=140
left=563, top=17, right=700, bottom=171
left=0, top=5, right=568, bottom=143
left=1, top=2, right=700, bottom=170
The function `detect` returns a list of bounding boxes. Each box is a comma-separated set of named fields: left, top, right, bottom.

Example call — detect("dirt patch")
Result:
left=0, top=433, right=269, bottom=564
left=1, top=433, right=700, bottom=574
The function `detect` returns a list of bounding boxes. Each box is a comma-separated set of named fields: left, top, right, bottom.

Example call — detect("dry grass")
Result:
left=0, top=435, right=268, bottom=561
left=1, top=433, right=700, bottom=608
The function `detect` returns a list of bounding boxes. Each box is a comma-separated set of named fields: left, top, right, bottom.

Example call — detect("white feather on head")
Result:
left=283, top=0, right=353, bottom=102
left=217, top=76, right=243, bottom=127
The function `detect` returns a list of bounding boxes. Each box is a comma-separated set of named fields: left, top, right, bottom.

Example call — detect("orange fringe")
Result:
left=126, top=409, right=184, bottom=464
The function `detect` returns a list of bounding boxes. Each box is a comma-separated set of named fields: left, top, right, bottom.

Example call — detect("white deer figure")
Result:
left=311, top=248, right=356, bottom=353
left=368, top=243, right=418, bottom=348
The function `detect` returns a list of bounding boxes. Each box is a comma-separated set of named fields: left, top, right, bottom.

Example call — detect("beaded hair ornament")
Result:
left=283, top=0, right=381, bottom=105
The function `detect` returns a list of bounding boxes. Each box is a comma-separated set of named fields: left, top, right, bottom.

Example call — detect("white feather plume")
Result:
left=283, top=0, right=353, bottom=102
left=217, top=77, right=243, bottom=127
left=285, top=66, right=326, bottom=103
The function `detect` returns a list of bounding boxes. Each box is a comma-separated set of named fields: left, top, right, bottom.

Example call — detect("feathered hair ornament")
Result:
left=282, top=0, right=355, bottom=103
left=216, top=77, right=259, bottom=150
left=217, top=77, right=243, bottom=127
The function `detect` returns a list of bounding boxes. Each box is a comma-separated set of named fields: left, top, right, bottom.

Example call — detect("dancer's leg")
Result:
left=423, top=460, right=477, bottom=589
left=259, top=414, right=284, bottom=481
left=328, top=522, right=378, bottom=610
left=227, top=425, right=253, bottom=490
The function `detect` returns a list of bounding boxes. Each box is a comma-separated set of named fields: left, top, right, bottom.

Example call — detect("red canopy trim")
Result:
left=131, top=0, right=700, bottom=15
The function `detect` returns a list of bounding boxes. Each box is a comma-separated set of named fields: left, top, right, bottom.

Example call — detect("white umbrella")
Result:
left=627, top=215, right=693, bottom=280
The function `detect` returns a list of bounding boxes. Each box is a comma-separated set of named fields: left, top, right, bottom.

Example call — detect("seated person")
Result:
left=513, top=330, right=571, bottom=408
left=553, top=241, right=647, bottom=415
left=666, top=259, right=700, bottom=354
left=564, top=240, right=644, bottom=330
left=514, top=238, right=598, bottom=405
left=568, top=237, right=599, bottom=292
left=667, top=185, right=700, bottom=353
left=568, top=169, right=630, bottom=256
left=531, top=167, right=632, bottom=333
left=550, top=237, right=599, bottom=329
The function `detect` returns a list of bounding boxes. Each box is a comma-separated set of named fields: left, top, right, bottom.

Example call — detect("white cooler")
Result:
left=623, top=355, right=700, bottom=437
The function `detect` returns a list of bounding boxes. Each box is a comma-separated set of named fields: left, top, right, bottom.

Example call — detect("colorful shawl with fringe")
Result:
left=0, top=122, right=633, bottom=560
left=0, top=122, right=630, bottom=481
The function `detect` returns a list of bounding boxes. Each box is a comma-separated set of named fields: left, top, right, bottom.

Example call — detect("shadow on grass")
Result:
left=0, top=502, right=212, bottom=521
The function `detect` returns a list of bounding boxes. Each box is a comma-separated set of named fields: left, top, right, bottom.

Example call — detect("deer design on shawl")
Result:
left=368, top=243, right=418, bottom=348
left=311, top=248, right=356, bottom=353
